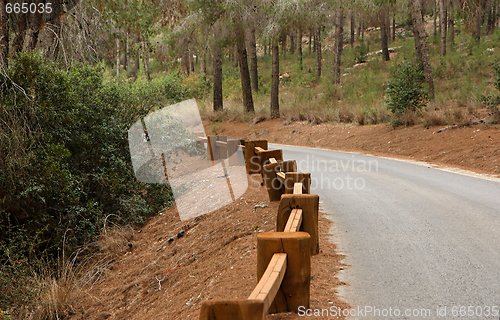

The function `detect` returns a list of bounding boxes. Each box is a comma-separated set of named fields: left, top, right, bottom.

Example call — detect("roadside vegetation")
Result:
left=0, top=0, right=498, bottom=318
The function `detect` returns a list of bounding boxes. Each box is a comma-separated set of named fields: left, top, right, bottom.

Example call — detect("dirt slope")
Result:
left=206, top=120, right=500, bottom=176
left=72, top=176, right=347, bottom=320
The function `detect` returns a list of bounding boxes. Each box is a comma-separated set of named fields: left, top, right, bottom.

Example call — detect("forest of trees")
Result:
left=0, top=0, right=499, bottom=318
left=0, top=0, right=498, bottom=117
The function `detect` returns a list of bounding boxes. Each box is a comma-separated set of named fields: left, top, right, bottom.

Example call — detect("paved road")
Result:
left=272, top=144, right=500, bottom=320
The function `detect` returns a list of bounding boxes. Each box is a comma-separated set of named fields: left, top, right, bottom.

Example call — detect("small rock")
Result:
left=177, top=230, right=185, bottom=238
left=254, top=203, right=268, bottom=209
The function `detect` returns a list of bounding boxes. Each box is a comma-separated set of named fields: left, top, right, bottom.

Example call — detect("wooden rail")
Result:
left=199, top=139, right=318, bottom=320
left=247, top=253, right=287, bottom=313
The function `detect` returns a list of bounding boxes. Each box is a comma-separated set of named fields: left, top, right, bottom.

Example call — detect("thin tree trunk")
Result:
left=189, top=48, right=195, bottom=73
left=280, top=33, right=287, bottom=57
left=357, top=14, right=362, bottom=41
left=448, top=0, right=455, bottom=46
left=361, top=19, right=365, bottom=40
left=473, top=1, right=486, bottom=42
left=290, top=31, right=295, bottom=54
left=271, top=40, right=280, bottom=119
left=0, top=0, right=9, bottom=67
left=124, top=32, right=129, bottom=71
left=115, top=37, right=120, bottom=77
left=298, top=28, right=303, bottom=70
left=410, top=0, right=435, bottom=99
left=380, top=9, right=390, bottom=61
left=392, top=13, right=396, bottom=41
left=312, top=29, right=316, bottom=53
left=440, top=0, right=447, bottom=55
left=233, top=45, right=239, bottom=67
left=350, top=11, right=355, bottom=47
left=248, top=27, right=259, bottom=92
left=333, top=9, right=344, bottom=84
left=27, top=1, right=43, bottom=51
left=308, top=31, right=312, bottom=54
left=213, top=44, right=223, bottom=112
left=12, top=16, right=28, bottom=56
left=315, top=27, right=322, bottom=79
left=201, top=46, right=208, bottom=80
left=236, top=28, right=254, bottom=113
left=142, top=41, right=151, bottom=81
left=433, top=0, right=438, bottom=39
left=128, top=35, right=140, bottom=81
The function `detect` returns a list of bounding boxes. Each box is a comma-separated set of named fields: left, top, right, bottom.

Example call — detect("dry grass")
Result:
left=9, top=225, right=135, bottom=320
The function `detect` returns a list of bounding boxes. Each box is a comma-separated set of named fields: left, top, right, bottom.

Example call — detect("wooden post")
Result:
left=256, top=149, right=283, bottom=173
left=256, top=232, right=311, bottom=314
left=262, top=162, right=283, bottom=201
left=278, top=160, right=297, bottom=174
left=284, top=172, right=311, bottom=194
left=277, top=194, right=319, bottom=255
left=199, top=300, right=265, bottom=320
left=207, top=136, right=217, bottom=161
left=227, top=139, right=241, bottom=166
left=244, top=140, right=268, bottom=174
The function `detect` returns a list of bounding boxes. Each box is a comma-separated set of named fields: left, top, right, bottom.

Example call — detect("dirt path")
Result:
left=72, top=176, right=348, bottom=320
left=205, top=120, right=500, bottom=176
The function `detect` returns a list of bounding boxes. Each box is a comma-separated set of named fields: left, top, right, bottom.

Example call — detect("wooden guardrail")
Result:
left=198, top=138, right=320, bottom=320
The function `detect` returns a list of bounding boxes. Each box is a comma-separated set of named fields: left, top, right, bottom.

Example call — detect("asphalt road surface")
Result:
left=273, top=144, right=500, bottom=320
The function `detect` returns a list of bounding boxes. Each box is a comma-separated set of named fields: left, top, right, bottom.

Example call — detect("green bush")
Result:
left=0, top=54, right=181, bottom=309
left=353, top=42, right=369, bottom=64
left=385, top=60, right=428, bottom=121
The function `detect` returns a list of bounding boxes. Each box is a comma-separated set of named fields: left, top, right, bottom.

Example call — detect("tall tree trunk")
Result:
left=308, top=31, right=312, bottom=54
left=142, top=41, right=151, bottom=81
left=448, top=0, right=455, bottom=46
left=357, top=14, right=362, bottom=41
left=361, top=19, right=365, bottom=40
left=392, top=13, right=396, bottom=41
left=232, top=45, right=238, bottom=68
left=128, top=36, right=140, bottom=81
left=236, top=28, right=254, bottom=113
left=333, top=9, right=344, bottom=84
left=350, top=11, right=355, bottom=47
left=213, top=45, right=223, bottom=112
left=280, top=33, right=287, bottom=57
left=115, top=37, right=120, bottom=77
left=12, top=15, right=28, bottom=56
left=312, top=29, right=316, bottom=53
left=440, top=0, right=448, bottom=55
left=27, top=1, right=44, bottom=51
left=433, top=0, right=438, bottom=39
left=270, top=40, right=280, bottom=119
left=473, top=1, right=486, bottom=42
left=298, top=28, right=303, bottom=71
left=0, top=0, right=8, bottom=67
left=201, top=46, right=208, bottom=80
left=410, top=0, right=435, bottom=99
left=124, top=32, right=129, bottom=71
left=488, top=0, right=498, bottom=33
left=380, top=9, right=390, bottom=61
left=315, top=27, right=322, bottom=79
left=289, top=31, right=296, bottom=54
left=248, top=27, right=259, bottom=92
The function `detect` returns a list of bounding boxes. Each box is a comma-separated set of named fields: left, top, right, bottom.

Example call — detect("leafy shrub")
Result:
left=385, top=60, right=428, bottom=125
left=0, top=53, right=178, bottom=310
left=353, top=42, right=369, bottom=64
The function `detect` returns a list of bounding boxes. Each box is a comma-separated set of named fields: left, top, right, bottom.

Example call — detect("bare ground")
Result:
left=71, top=175, right=348, bottom=320
left=205, top=120, right=500, bottom=176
